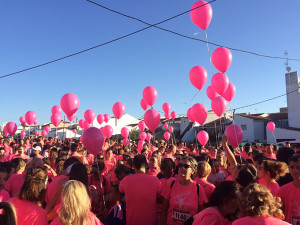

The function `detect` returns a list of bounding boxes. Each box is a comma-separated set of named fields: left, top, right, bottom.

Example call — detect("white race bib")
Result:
left=172, top=209, right=191, bottom=223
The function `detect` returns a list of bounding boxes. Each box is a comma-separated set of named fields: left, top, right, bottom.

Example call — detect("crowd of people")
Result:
left=0, top=135, right=299, bottom=225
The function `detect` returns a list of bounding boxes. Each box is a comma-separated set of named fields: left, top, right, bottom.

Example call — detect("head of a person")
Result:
left=95, top=153, right=104, bottom=162
left=244, top=143, right=252, bottom=154
left=26, top=158, right=44, bottom=170
left=63, top=157, right=81, bottom=172
left=11, top=158, right=26, bottom=174
left=207, top=181, right=241, bottom=220
left=141, top=149, right=148, bottom=158
left=159, top=146, right=166, bottom=155
left=32, top=146, right=42, bottom=155
left=168, top=145, right=177, bottom=155
left=19, top=166, right=47, bottom=202
left=0, top=166, right=8, bottom=188
left=234, top=163, right=258, bottom=189
left=178, top=157, right=197, bottom=181
left=265, top=144, right=273, bottom=154
left=240, top=183, right=283, bottom=219
left=150, top=155, right=159, bottom=168
left=108, top=184, right=124, bottom=206
left=115, top=164, right=130, bottom=181
left=0, top=148, right=5, bottom=157
left=0, top=202, right=17, bottom=225
left=276, top=147, right=295, bottom=164
left=59, top=180, right=90, bottom=225
left=216, top=151, right=225, bottom=166
left=16, top=146, right=25, bottom=155
left=91, top=161, right=105, bottom=177
left=133, top=155, right=147, bottom=171
left=285, top=141, right=290, bottom=147
left=259, top=159, right=289, bottom=181
left=197, top=161, right=211, bottom=178
left=106, top=149, right=113, bottom=160
left=160, top=158, right=175, bottom=179
left=209, top=159, right=220, bottom=174
left=68, top=163, right=89, bottom=192
left=70, top=143, right=78, bottom=153
left=288, top=154, right=300, bottom=182
left=175, top=150, right=183, bottom=161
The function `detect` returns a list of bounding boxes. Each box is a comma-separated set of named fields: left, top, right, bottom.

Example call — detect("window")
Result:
left=241, top=125, right=247, bottom=130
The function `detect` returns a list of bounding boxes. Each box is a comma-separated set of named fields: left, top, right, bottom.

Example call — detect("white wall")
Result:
left=286, top=71, right=300, bottom=128
left=234, top=115, right=254, bottom=142
left=267, top=128, right=300, bottom=143
left=253, top=120, right=265, bottom=142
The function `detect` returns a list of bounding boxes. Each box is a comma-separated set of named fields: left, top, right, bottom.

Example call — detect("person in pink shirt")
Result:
left=24, top=139, right=31, bottom=153
left=265, top=144, right=277, bottom=159
left=32, top=146, right=44, bottom=159
left=50, top=180, right=103, bottom=225
left=258, top=159, right=289, bottom=196
left=105, top=149, right=116, bottom=177
left=277, top=154, right=300, bottom=224
left=119, top=154, right=161, bottom=225
left=161, top=157, right=207, bottom=225
left=3, top=140, right=13, bottom=155
left=9, top=166, right=48, bottom=225
left=0, top=166, right=10, bottom=202
left=148, top=155, right=161, bottom=176
left=193, top=181, right=241, bottom=225
left=232, top=183, right=289, bottom=225
left=194, top=161, right=215, bottom=199
left=11, top=146, right=29, bottom=160
left=0, top=148, right=6, bottom=162
left=163, top=145, right=176, bottom=161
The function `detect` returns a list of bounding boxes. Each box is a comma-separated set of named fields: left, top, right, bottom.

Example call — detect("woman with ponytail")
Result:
left=8, top=166, right=48, bottom=225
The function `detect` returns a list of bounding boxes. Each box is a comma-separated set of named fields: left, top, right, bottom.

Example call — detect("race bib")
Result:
left=291, top=216, right=300, bottom=225
left=172, top=208, right=191, bottom=223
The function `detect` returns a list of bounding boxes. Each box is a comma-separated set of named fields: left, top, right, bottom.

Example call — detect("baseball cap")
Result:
left=33, top=146, right=41, bottom=151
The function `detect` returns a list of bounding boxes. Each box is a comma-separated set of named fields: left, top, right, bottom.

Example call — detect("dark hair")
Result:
left=0, top=202, right=17, bottom=225
left=92, top=161, right=105, bottom=172
left=49, top=148, right=58, bottom=164
left=70, top=143, right=78, bottom=153
left=160, top=158, right=175, bottom=178
left=63, top=157, right=80, bottom=170
left=68, top=162, right=89, bottom=193
left=133, top=155, right=147, bottom=170
left=195, top=153, right=210, bottom=162
left=19, top=167, right=47, bottom=202
left=235, top=164, right=258, bottom=188
left=289, top=154, right=300, bottom=164
left=206, top=181, right=240, bottom=208
left=115, top=164, right=130, bottom=180
left=11, top=158, right=26, bottom=173
left=276, top=147, right=295, bottom=164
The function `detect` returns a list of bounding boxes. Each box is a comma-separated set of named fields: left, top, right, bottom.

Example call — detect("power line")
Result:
left=0, top=0, right=215, bottom=79
left=87, top=0, right=300, bottom=62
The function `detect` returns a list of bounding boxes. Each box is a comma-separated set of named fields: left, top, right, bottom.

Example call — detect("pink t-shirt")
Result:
left=232, top=215, right=290, bottom=225
left=4, top=146, right=13, bottom=154
left=267, top=181, right=280, bottom=197
left=4, top=173, right=25, bottom=197
left=148, top=167, right=161, bottom=176
left=0, top=188, right=10, bottom=202
left=8, top=197, right=48, bottom=225
left=194, top=178, right=215, bottom=199
left=161, top=179, right=207, bottom=225
left=11, top=154, right=30, bottom=160
left=45, top=175, right=67, bottom=204
left=277, top=182, right=300, bottom=224
left=50, top=212, right=103, bottom=225
left=119, top=173, right=161, bottom=225
left=192, top=207, right=225, bottom=225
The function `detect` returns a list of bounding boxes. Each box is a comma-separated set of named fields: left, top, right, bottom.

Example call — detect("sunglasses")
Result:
left=98, top=157, right=104, bottom=160
left=178, top=163, right=192, bottom=169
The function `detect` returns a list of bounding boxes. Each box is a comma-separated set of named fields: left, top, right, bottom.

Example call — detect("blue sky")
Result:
left=1, top=0, right=300, bottom=125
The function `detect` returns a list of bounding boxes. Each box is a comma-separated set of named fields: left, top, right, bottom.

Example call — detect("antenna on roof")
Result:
left=284, top=51, right=291, bottom=72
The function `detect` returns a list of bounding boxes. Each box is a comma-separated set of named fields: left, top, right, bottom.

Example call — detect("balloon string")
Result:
left=271, top=131, right=277, bottom=144
left=205, top=30, right=212, bottom=64
left=188, top=89, right=200, bottom=108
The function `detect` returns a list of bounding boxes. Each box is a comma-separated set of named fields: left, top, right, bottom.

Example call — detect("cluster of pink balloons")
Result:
left=187, top=103, right=208, bottom=125
left=51, top=105, right=62, bottom=127
left=24, top=111, right=37, bottom=125
left=140, top=86, right=158, bottom=111
left=121, top=127, right=130, bottom=145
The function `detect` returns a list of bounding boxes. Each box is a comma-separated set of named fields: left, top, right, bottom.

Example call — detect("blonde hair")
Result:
left=262, top=160, right=289, bottom=180
left=59, top=180, right=90, bottom=225
left=197, top=161, right=211, bottom=178
left=241, top=183, right=284, bottom=219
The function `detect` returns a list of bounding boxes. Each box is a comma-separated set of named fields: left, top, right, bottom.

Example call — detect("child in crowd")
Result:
left=0, top=165, right=10, bottom=202
left=194, top=161, right=215, bottom=199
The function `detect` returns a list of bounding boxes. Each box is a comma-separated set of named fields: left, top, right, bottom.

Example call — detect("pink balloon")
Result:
left=146, top=133, right=152, bottom=142
left=187, top=108, right=195, bottom=123
left=82, top=127, right=104, bottom=156
left=51, top=105, right=62, bottom=115
left=206, top=85, right=218, bottom=100
left=189, top=66, right=208, bottom=90
left=211, top=96, right=227, bottom=117
left=121, top=127, right=129, bottom=139
left=67, top=113, right=77, bottom=122
left=25, top=111, right=37, bottom=125
left=197, top=131, right=209, bottom=146
left=3, top=126, right=7, bottom=133
left=60, top=93, right=80, bottom=117
left=41, top=130, right=47, bottom=137
left=138, top=121, right=146, bottom=131
left=104, top=125, right=113, bottom=139
left=73, top=129, right=76, bottom=134
left=4, top=132, right=8, bottom=137
left=20, top=131, right=26, bottom=138
left=104, top=114, right=110, bottom=123
left=191, top=103, right=208, bottom=125
left=84, top=109, right=95, bottom=124
left=44, top=126, right=50, bottom=133
left=140, top=99, right=149, bottom=111
left=34, top=130, right=39, bottom=136
left=80, top=135, right=83, bottom=143
left=97, top=114, right=104, bottom=125
left=6, top=122, right=17, bottom=135
left=19, top=117, right=26, bottom=124
left=165, top=113, right=170, bottom=120
left=140, top=132, right=146, bottom=141
left=142, top=86, right=158, bottom=106
left=222, top=83, right=236, bottom=102
left=211, top=47, right=232, bottom=73
left=83, top=121, right=91, bottom=130
left=267, top=122, right=275, bottom=132
left=138, top=140, right=144, bottom=152
left=164, top=132, right=170, bottom=141
left=211, top=73, right=230, bottom=95
left=190, top=0, right=213, bottom=30
left=163, top=123, right=168, bottom=130
left=51, top=113, right=61, bottom=127
left=162, top=103, right=171, bottom=114
left=169, top=127, right=174, bottom=133
left=144, top=109, right=161, bottom=132
left=225, top=125, right=243, bottom=147
left=123, top=139, right=129, bottom=146
left=78, top=119, right=85, bottom=128
left=113, top=102, right=126, bottom=119
left=34, top=120, right=37, bottom=125
left=171, top=111, right=177, bottom=120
